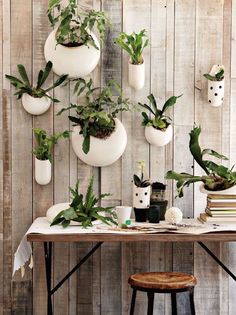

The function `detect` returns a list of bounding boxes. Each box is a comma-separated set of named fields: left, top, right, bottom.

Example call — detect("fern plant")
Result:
left=204, top=66, right=224, bottom=81
left=51, top=176, right=118, bottom=228
left=5, top=61, right=68, bottom=102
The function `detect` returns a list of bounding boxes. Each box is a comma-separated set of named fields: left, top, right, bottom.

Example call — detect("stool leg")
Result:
left=130, top=289, right=137, bottom=315
left=147, top=292, right=154, bottom=315
left=189, top=289, right=195, bottom=315
left=171, top=293, right=177, bottom=315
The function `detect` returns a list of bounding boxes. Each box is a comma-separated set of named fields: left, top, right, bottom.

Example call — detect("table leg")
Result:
left=44, top=242, right=53, bottom=315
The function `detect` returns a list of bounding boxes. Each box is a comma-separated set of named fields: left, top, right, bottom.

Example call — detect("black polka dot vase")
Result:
left=208, top=79, right=224, bottom=107
left=133, top=185, right=151, bottom=209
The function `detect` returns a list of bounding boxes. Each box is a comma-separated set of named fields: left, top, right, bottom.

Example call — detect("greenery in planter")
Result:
left=133, top=161, right=150, bottom=187
left=138, top=94, right=182, bottom=131
left=33, top=128, right=70, bottom=162
left=47, top=0, right=110, bottom=48
left=57, top=78, right=131, bottom=154
left=5, top=61, right=68, bottom=102
left=51, top=176, right=118, bottom=228
left=203, top=66, right=224, bottom=81
left=114, top=29, right=149, bottom=65
left=166, top=125, right=236, bottom=197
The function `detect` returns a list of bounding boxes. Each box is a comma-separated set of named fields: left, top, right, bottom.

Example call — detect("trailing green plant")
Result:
left=203, top=66, right=224, bottom=81
left=5, top=61, right=68, bottom=102
left=138, top=94, right=182, bottom=130
left=57, top=78, right=131, bottom=154
left=115, top=29, right=149, bottom=64
left=47, top=0, right=110, bottom=48
left=33, top=128, right=70, bottom=162
left=166, top=125, right=236, bottom=197
left=51, top=176, right=118, bottom=228
left=133, top=161, right=150, bottom=187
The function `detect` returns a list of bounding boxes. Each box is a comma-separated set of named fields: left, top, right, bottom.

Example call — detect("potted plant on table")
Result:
left=5, top=61, right=68, bottom=115
left=204, top=64, right=225, bottom=107
left=115, top=29, right=149, bottom=90
left=48, top=176, right=118, bottom=228
left=45, top=0, right=110, bottom=78
left=150, top=182, right=168, bottom=220
left=138, top=94, right=182, bottom=147
left=33, top=128, right=70, bottom=185
left=166, top=125, right=236, bottom=197
left=57, top=78, right=131, bottom=167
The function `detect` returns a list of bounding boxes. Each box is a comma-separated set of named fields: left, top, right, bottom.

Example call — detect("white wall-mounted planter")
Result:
left=128, top=59, right=145, bottom=90
left=44, top=30, right=100, bottom=78
left=145, top=124, right=173, bottom=147
left=71, top=118, right=127, bottom=167
left=133, top=186, right=150, bottom=209
left=22, top=94, right=51, bottom=115
left=208, top=79, right=224, bottom=107
left=35, top=158, right=52, bottom=185
left=200, top=184, right=236, bottom=195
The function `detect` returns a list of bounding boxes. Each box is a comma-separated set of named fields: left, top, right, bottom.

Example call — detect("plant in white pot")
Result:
left=45, top=0, right=110, bottom=78
left=166, top=125, right=236, bottom=197
left=33, top=128, right=70, bottom=185
left=138, top=94, right=182, bottom=147
left=5, top=61, right=68, bottom=115
left=57, top=78, right=131, bottom=167
left=133, top=161, right=151, bottom=208
left=115, top=29, right=149, bottom=90
left=204, top=65, right=224, bottom=107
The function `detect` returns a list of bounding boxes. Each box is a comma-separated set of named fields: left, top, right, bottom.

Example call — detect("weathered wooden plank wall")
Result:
left=1, top=0, right=236, bottom=314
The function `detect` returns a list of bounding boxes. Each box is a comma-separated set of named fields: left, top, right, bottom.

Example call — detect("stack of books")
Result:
left=199, top=194, right=236, bottom=224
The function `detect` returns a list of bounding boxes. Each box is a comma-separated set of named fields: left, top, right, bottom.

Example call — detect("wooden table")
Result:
left=27, top=231, right=236, bottom=315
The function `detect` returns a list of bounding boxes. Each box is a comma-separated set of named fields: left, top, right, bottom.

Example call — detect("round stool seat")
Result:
left=128, top=272, right=197, bottom=291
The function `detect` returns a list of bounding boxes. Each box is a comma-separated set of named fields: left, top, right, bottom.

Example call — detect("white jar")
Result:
left=128, top=59, right=145, bottom=90
left=22, top=94, right=51, bottom=115
left=35, top=158, right=52, bottom=185
left=207, top=79, right=224, bottom=107
left=133, top=186, right=151, bottom=209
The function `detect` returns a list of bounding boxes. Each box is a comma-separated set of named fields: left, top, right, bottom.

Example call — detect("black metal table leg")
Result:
left=44, top=242, right=53, bottom=315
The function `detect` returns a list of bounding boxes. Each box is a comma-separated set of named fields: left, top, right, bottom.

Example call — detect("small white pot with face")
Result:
left=128, top=59, right=145, bottom=90
left=199, top=184, right=236, bottom=195
left=44, top=30, right=100, bottom=78
left=145, top=124, right=173, bottom=147
left=133, top=186, right=150, bottom=209
left=208, top=79, right=224, bottom=107
left=35, top=158, right=52, bottom=185
left=22, top=94, right=51, bottom=115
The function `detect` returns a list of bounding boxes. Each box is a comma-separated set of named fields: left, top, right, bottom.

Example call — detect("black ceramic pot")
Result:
left=134, top=207, right=148, bottom=222
left=148, top=205, right=160, bottom=223
left=150, top=200, right=168, bottom=220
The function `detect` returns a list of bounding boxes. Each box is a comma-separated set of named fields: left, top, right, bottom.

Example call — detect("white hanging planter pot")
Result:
left=199, top=184, right=236, bottom=195
left=128, top=59, right=145, bottom=90
left=71, top=118, right=127, bottom=167
left=22, top=94, right=51, bottom=115
left=44, top=30, right=100, bottom=78
left=35, top=158, right=52, bottom=185
left=208, top=79, right=224, bottom=107
left=133, top=186, right=150, bottom=209
left=145, top=124, right=173, bottom=147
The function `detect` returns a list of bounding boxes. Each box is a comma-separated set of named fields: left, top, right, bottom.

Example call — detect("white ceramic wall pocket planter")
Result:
left=199, top=184, right=236, bottom=195
left=133, top=185, right=151, bottom=209
left=22, top=94, right=51, bottom=115
left=35, top=157, right=52, bottom=185
left=128, top=58, right=145, bottom=90
left=44, top=30, right=100, bottom=78
left=207, top=64, right=225, bottom=107
left=145, top=124, right=173, bottom=147
left=71, top=118, right=127, bottom=167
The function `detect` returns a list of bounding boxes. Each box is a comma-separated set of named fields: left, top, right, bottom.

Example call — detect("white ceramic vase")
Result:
left=128, top=59, right=145, bottom=90
left=35, top=158, right=52, bottom=185
left=208, top=79, right=224, bottom=107
left=199, top=184, right=236, bottom=195
left=133, top=186, right=151, bottom=209
left=71, top=118, right=127, bottom=167
left=145, top=124, right=173, bottom=147
left=44, top=30, right=100, bottom=78
left=22, top=94, right=51, bottom=115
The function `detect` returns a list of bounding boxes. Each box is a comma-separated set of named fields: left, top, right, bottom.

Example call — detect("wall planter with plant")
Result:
left=33, top=128, right=70, bottom=185
left=204, top=64, right=224, bottom=107
left=5, top=62, right=67, bottom=115
left=166, top=125, right=236, bottom=197
left=49, top=176, right=117, bottom=228
left=115, top=29, right=148, bottom=90
left=45, top=0, right=110, bottom=78
left=58, top=78, right=130, bottom=167
left=138, top=94, right=182, bottom=147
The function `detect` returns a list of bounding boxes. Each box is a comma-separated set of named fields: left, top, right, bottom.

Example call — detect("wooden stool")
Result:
left=128, top=272, right=197, bottom=315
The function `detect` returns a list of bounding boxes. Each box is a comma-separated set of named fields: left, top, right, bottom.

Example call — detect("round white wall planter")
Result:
left=44, top=30, right=100, bottom=78
left=199, top=184, right=236, bottom=195
left=35, top=158, right=52, bottom=185
left=208, top=79, right=224, bottom=107
left=71, top=118, right=127, bottom=167
left=22, top=94, right=51, bottom=115
left=145, top=124, right=173, bottom=147
left=133, top=186, right=150, bottom=209
left=128, top=60, right=145, bottom=90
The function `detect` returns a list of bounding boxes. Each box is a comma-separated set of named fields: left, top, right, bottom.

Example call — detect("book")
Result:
left=208, top=194, right=236, bottom=200
left=206, top=206, right=236, bottom=210
left=206, top=208, right=236, bottom=216
left=200, top=213, right=236, bottom=223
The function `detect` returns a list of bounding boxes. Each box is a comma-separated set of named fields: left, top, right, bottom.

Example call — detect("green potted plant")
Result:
left=45, top=0, right=110, bottom=78
left=47, top=176, right=118, bottom=228
left=5, top=61, right=68, bottom=115
left=204, top=64, right=225, bottom=107
left=115, top=29, right=149, bottom=90
left=33, top=128, right=70, bottom=185
left=57, top=78, right=131, bottom=167
left=166, top=125, right=236, bottom=197
left=138, top=94, right=182, bottom=147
